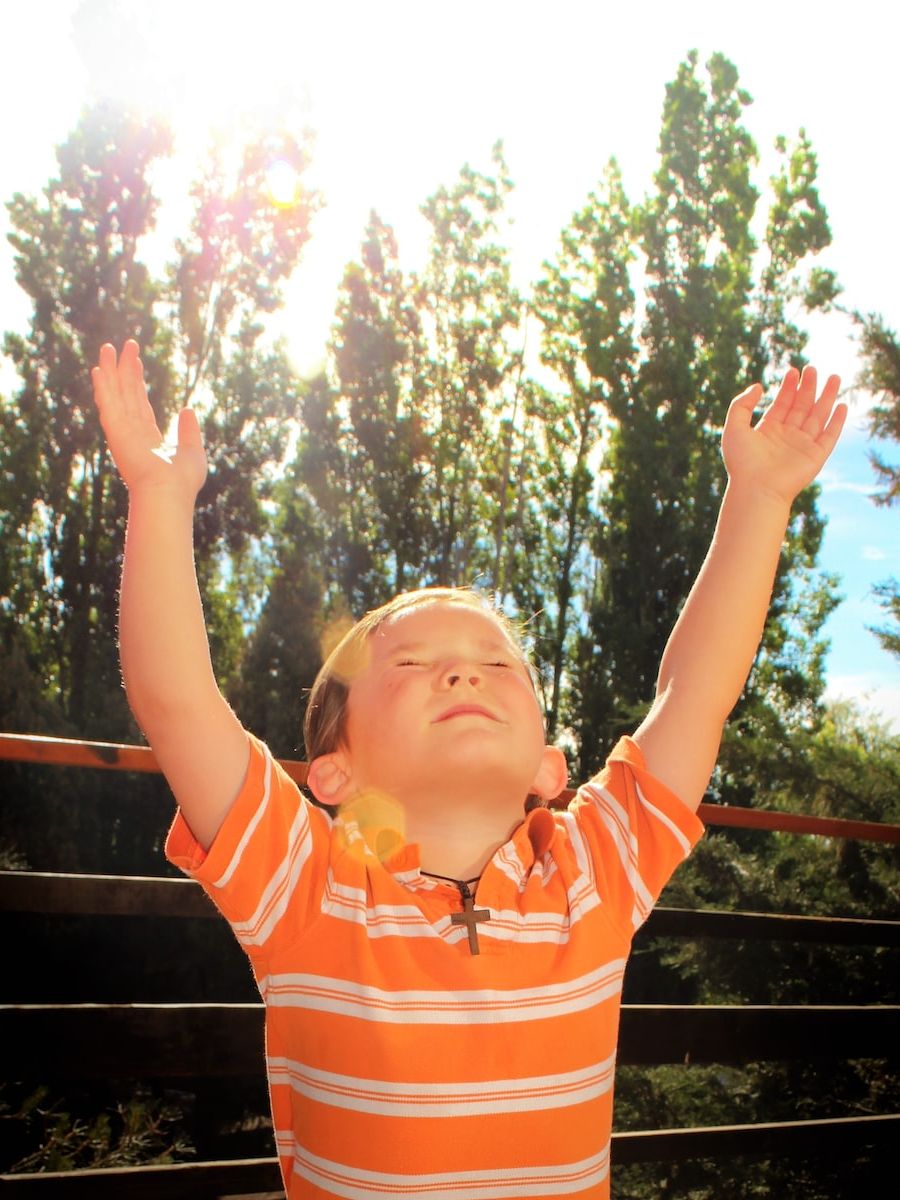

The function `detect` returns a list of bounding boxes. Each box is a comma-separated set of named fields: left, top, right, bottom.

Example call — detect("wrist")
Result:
left=723, top=476, right=794, bottom=519
left=127, top=480, right=199, bottom=519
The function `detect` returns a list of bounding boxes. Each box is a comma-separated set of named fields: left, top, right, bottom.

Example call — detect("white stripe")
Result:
left=478, top=889, right=601, bottom=945
left=636, top=778, right=693, bottom=856
left=559, top=811, right=596, bottom=893
left=579, top=783, right=656, bottom=922
left=493, top=842, right=528, bottom=889
left=322, top=868, right=599, bottom=946
left=530, top=856, right=559, bottom=887
left=212, top=744, right=274, bottom=889
left=268, top=1054, right=615, bottom=1118
left=265, top=959, right=625, bottom=1024
left=230, top=792, right=315, bottom=948
left=321, top=872, right=597, bottom=946
left=391, top=868, right=440, bottom=891
left=321, top=869, right=469, bottom=942
left=291, top=1141, right=610, bottom=1199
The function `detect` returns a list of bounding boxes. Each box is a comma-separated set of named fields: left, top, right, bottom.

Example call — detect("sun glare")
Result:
left=265, top=160, right=304, bottom=209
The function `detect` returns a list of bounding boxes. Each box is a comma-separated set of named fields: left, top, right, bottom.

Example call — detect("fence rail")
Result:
left=3, top=1002, right=897, bottom=1078
left=4, top=868, right=900, bottom=945
left=3, top=732, right=898, bottom=843
left=3, top=1114, right=897, bottom=1196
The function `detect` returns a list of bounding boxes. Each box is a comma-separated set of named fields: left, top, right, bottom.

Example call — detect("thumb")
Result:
left=177, top=407, right=204, bottom=450
left=726, top=383, right=763, bottom=430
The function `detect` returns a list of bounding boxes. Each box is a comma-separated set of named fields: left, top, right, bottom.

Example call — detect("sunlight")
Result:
left=73, top=0, right=315, bottom=143
left=265, top=159, right=305, bottom=209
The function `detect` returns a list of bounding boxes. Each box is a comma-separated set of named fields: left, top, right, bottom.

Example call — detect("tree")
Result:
left=329, top=213, right=428, bottom=599
left=414, top=142, right=526, bottom=588
left=231, top=450, right=324, bottom=759
left=0, top=104, right=318, bottom=876
left=0, top=106, right=318, bottom=734
left=854, top=313, right=900, bottom=657
left=531, top=160, right=637, bottom=738
left=855, top=314, right=900, bottom=507
left=167, top=132, right=318, bottom=690
left=1, top=103, right=173, bottom=737
left=567, top=53, right=841, bottom=781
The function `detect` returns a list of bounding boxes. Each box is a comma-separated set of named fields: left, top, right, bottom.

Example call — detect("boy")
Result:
left=92, top=340, right=845, bottom=1198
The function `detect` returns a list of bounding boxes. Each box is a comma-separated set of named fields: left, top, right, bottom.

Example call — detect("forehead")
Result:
left=371, top=601, right=521, bottom=656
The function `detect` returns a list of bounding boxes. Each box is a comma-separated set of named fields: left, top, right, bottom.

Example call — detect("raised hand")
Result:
left=722, top=366, right=847, bottom=506
left=92, top=340, right=207, bottom=499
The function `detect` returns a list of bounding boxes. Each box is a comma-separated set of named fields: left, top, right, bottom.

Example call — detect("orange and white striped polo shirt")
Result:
left=167, top=732, right=703, bottom=1199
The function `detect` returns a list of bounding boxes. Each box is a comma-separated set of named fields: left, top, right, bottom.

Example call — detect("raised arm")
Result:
left=632, top=366, right=847, bottom=812
left=93, top=340, right=249, bottom=849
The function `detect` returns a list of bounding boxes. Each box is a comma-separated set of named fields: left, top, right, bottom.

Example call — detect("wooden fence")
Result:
left=1, top=733, right=898, bottom=1197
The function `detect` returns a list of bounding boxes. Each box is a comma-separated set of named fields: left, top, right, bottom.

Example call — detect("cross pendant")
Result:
left=450, top=883, right=490, bottom=955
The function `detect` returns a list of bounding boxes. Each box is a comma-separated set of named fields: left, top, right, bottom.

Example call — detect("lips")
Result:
left=434, top=704, right=500, bottom=723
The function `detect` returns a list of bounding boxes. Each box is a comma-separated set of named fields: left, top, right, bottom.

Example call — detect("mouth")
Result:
left=434, top=704, right=500, bottom=723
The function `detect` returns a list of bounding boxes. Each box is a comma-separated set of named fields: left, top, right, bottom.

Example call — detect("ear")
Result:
left=531, top=745, right=569, bottom=802
left=306, top=752, right=355, bottom=808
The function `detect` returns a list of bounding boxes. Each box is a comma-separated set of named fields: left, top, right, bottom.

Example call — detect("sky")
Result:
left=1, top=0, right=897, bottom=729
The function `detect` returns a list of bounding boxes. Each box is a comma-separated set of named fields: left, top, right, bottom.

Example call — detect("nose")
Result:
left=440, top=659, right=482, bottom=689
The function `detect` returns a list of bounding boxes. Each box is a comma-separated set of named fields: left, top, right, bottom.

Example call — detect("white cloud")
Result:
left=861, top=545, right=888, bottom=562
left=825, top=675, right=900, bottom=734
left=818, top=473, right=876, bottom=497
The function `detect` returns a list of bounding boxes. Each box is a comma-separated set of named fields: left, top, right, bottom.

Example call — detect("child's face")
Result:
left=341, top=601, right=550, bottom=804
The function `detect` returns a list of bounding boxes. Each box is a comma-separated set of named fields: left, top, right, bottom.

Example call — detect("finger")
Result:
left=90, top=365, right=105, bottom=410
left=815, top=400, right=848, bottom=459
left=177, top=407, right=204, bottom=450
left=118, top=341, right=154, bottom=425
left=784, top=364, right=817, bottom=427
left=91, top=343, right=119, bottom=411
left=801, top=374, right=841, bottom=436
left=92, top=361, right=125, bottom=449
left=726, top=383, right=763, bottom=431
left=764, top=367, right=801, bottom=423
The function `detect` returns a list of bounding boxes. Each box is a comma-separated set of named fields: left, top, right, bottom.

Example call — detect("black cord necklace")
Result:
left=420, top=869, right=481, bottom=888
left=420, top=870, right=490, bottom=955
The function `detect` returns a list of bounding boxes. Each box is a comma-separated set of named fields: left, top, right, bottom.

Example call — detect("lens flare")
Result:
left=343, top=789, right=406, bottom=862
left=265, top=159, right=302, bottom=208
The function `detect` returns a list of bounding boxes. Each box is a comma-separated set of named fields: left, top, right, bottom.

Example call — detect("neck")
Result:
left=348, top=770, right=532, bottom=880
left=406, top=805, right=522, bottom=880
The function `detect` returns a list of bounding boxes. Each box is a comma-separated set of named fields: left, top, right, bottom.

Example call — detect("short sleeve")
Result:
left=569, top=736, right=704, bottom=938
left=165, top=732, right=333, bottom=975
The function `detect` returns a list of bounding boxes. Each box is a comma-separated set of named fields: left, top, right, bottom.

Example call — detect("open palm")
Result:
left=92, top=340, right=207, bottom=498
left=722, top=366, right=847, bottom=505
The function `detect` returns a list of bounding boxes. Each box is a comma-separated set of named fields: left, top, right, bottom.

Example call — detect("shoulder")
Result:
left=571, top=735, right=704, bottom=856
left=166, top=733, right=332, bottom=882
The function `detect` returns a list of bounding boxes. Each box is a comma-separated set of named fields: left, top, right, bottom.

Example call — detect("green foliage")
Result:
left=1, top=103, right=173, bottom=737
left=855, top=313, right=900, bottom=507
left=869, top=578, right=900, bottom=658
left=1, top=1083, right=193, bottom=1173
left=614, top=702, right=900, bottom=1196
left=414, top=142, right=526, bottom=588
left=547, top=53, right=839, bottom=779
left=170, top=132, right=317, bottom=402
left=852, top=312, right=900, bottom=657
left=531, top=160, right=636, bottom=737
left=230, top=452, right=325, bottom=758
left=0, top=104, right=317, bottom=736
left=328, top=213, right=428, bottom=601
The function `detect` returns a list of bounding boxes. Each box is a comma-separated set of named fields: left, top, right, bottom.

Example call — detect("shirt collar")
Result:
left=377, top=803, right=558, bottom=882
